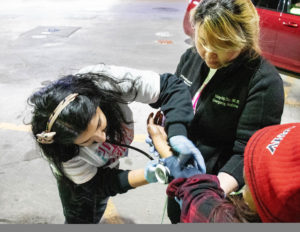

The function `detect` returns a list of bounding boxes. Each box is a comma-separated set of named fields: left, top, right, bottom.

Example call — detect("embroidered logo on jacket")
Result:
left=212, top=94, right=240, bottom=109
left=266, top=126, right=296, bottom=155
left=180, top=75, right=192, bottom=86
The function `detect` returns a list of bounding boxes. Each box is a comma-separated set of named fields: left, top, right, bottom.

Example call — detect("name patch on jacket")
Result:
left=180, top=75, right=192, bottom=87
left=212, top=94, right=240, bottom=109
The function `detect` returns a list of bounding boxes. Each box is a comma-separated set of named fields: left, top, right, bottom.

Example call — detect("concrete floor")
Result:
left=0, top=0, right=299, bottom=224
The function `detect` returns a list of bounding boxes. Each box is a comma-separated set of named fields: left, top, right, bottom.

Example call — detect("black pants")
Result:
left=56, top=176, right=109, bottom=224
left=167, top=196, right=181, bottom=224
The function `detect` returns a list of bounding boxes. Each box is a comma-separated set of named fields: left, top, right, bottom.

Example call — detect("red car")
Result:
left=183, top=0, right=300, bottom=74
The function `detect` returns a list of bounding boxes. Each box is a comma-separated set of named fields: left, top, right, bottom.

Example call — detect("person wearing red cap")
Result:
left=147, top=119, right=300, bottom=222
left=243, top=123, right=300, bottom=222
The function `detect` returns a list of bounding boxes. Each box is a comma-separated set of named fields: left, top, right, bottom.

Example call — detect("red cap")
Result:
left=244, top=123, right=300, bottom=222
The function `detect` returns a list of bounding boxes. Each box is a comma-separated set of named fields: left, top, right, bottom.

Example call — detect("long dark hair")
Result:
left=208, top=194, right=261, bottom=222
left=28, top=72, right=137, bottom=179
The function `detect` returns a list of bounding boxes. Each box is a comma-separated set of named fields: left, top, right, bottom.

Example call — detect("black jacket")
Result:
left=175, top=48, right=284, bottom=188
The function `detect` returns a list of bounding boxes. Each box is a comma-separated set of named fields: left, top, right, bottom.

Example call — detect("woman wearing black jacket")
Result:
left=167, top=0, right=284, bottom=223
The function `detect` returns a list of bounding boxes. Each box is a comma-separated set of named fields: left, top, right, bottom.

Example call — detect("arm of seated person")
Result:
left=147, top=112, right=173, bottom=158
left=217, top=172, right=239, bottom=195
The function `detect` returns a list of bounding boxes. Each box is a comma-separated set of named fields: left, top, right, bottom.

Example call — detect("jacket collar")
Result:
left=217, top=50, right=260, bottom=74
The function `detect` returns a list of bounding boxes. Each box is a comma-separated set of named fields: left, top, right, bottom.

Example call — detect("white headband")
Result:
left=36, top=93, right=79, bottom=144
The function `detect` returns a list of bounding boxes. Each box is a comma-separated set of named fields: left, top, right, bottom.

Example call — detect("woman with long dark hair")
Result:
left=28, top=64, right=199, bottom=223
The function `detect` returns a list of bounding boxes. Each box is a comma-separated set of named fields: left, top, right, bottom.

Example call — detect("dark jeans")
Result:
left=56, top=176, right=109, bottom=224
left=167, top=196, right=181, bottom=224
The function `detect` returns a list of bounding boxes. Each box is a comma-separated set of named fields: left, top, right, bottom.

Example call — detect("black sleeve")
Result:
left=79, top=168, right=134, bottom=198
left=150, top=73, right=194, bottom=138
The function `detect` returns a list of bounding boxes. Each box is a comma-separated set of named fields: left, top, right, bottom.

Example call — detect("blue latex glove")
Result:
left=162, top=156, right=203, bottom=180
left=144, top=159, right=159, bottom=183
left=145, top=136, right=160, bottom=157
left=169, top=135, right=206, bottom=173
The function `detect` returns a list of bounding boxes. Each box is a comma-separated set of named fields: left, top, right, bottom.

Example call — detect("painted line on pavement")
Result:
left=283, top=76, right=300, bottom=106
left=0, top=123, right=31, bottom=132
left=102, top=199, right=125, bottom=224
left=0, top=122, right=147, bottom=142
left=284, top=76, right=294, bottom=98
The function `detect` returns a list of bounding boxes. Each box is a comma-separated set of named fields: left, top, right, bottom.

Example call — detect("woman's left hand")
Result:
left=147, top=111, right=167, bottom=141
left=146, top=111, right=172, bottom=158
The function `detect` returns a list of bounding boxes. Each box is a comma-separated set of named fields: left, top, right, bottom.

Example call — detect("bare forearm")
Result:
left=128, top=169, right=148, bottom=188
left=152, top=137, right=173, bottom=158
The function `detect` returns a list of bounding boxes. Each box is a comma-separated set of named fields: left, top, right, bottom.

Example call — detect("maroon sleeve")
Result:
left=166, top=174, right=227, bottom=223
